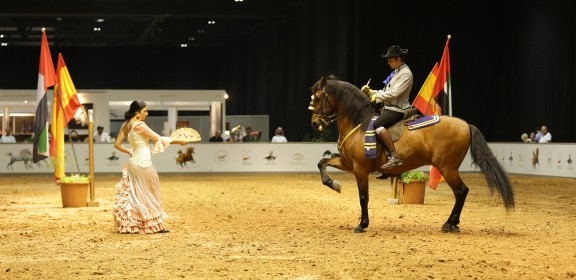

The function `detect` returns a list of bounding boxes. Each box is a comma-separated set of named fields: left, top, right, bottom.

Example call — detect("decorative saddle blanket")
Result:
left=407, top=115, right=441, bottom=130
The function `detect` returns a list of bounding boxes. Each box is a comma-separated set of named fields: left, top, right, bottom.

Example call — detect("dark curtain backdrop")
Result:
left=1, top=0, right=575, bottom=142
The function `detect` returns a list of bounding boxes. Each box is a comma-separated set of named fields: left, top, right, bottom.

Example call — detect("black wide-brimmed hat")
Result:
left=382, top=45, right=408, bottom=58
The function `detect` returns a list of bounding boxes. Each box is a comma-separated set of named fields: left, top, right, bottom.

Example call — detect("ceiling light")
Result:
left=96, top=18, right=105, bottom=23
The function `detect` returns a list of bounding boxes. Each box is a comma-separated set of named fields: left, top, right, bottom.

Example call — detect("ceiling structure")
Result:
left=0, top=0, right=299, bottom=48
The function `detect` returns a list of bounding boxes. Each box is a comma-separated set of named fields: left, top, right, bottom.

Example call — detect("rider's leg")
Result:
left=376, top=127, right=403, bottom=169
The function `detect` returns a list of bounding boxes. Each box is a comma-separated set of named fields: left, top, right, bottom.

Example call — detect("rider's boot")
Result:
left=378, top=129, right=403, bottom=169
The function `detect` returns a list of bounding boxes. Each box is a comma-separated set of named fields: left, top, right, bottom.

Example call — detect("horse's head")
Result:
left=309, top=76, right=336, bottom=131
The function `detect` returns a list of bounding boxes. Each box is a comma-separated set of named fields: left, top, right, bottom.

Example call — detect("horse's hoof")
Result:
left=332, top=180, right=341, bottom=193
left=441, top=223, right=460, bottom=233
left=353, top=226, right=365, bottom=233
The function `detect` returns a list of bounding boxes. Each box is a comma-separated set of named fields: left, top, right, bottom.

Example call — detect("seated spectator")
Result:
left=538, top=126, right=552, bottom=143
left=271, top=127, right=288, bottom=143
left=93, top=125, right=112, bottom=143
left=520, top=133, right=530, bottom=143
left=0, top=128, right=16, bottom=143
left=529, top=131, right=536, bottom=143
left=534, top=128, right=542, bottom=143
left=209, top=130, right=224, bottom=142
left=227, top=133, right=239, bottom=143
left=242, top=127, right=258, bottom=142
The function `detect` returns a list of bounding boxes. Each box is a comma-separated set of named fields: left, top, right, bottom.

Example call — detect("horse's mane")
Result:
left=322, top=79, right=374, bottom=127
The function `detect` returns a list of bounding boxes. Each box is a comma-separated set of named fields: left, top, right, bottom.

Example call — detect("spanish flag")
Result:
left=50, top=53, right=82, bottom=182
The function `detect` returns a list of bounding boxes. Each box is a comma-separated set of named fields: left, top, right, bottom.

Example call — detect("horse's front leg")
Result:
left=353, top=172, right=370, bottom=233
left=317, top=157, right=351, bottom=193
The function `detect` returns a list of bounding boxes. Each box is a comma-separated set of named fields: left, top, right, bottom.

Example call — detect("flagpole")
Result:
left=446, top=35, right=452, bottom=116
left=56, top=84, right=82, bottom=175
left=86, top=109, right=99, bottom=207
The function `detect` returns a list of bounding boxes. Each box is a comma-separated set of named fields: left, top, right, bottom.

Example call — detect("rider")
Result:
left=361, top=45, right=413, bottom=169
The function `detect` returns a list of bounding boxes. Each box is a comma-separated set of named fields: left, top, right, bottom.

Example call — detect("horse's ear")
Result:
left=320, top=76, right=326, bottom=87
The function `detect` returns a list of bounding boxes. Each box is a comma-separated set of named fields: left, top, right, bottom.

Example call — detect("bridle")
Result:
left=309, top=87, right=340, bottom=128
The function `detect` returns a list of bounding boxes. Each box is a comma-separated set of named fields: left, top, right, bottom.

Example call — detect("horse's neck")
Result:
left=336, top=116, right=363, bottom=143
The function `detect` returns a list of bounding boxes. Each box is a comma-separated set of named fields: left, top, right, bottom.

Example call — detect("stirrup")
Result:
left=381, top=158, right=403, bottom=169
left=376, top=173, right=388, bottom=179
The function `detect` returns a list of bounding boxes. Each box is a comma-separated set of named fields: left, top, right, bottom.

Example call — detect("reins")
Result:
left=338, top=123, right=361, bottom=149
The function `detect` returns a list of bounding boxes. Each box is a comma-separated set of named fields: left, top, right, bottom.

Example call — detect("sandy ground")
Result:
left=0, top=172, right=575, bottom=280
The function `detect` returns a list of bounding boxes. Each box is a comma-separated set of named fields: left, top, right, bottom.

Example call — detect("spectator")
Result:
left=0, top=127, right=16, bottom=143
left=93, top=125, right=112, bottom=143
left=529, top=131, right=536, bottom=143
left=538, top=126, right=552, bottom=143
left=242, top=127, right=257, bottom=142
left=534, top=128, right=542, bottom=143
left=209, top=130, right=224, bottom=142
left=271, top=127, right=288, bottom=143
left=227, top=134, right=236, bottom=142
left=520, top=133, right=530, bottom=143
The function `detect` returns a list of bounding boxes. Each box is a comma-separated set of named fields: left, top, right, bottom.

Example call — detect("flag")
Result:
left=412, top=63, right=441, bottom=115
left=412, top=36, right=452, bottom=189
left=51, top=53, right=82, bottom=181
left=412, top=36, right=451, bottom=115
left=33, top=30, right=57, bottom=163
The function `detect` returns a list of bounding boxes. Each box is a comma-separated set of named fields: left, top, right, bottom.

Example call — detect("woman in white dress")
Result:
left=112, top=100, right=187, bottom=234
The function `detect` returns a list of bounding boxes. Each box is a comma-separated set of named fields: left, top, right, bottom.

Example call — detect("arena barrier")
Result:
left=0, top=143, right=574, bottom=178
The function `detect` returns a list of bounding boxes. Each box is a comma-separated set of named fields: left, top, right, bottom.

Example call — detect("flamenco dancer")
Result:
left=112, top=100, right=188, bottom=234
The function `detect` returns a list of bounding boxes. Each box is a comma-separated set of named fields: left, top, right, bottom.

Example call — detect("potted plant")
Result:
left=60, top=174, right=90, bottom=208
left=399, top=170, right=429, bottom=204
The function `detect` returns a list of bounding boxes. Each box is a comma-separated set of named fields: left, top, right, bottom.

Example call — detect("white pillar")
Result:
left=210, top=102, right=222, bottom=136
left=2, top=107, right=9, bottom=134
left=167, top=107, right=177, bottom=135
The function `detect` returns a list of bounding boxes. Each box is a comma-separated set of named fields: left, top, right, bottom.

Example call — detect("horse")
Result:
left=7, top=149, right=33, bottom=169
left=106, top=152, right=120, bottom=165
left=176, top=147, right=196, bottom=167
left=309, top=76, right=514, bottom=233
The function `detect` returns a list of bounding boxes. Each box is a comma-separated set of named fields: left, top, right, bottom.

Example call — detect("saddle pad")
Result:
left=407, top=115, right=441, bottom=130
left=364, top=115, right=378, bottom=159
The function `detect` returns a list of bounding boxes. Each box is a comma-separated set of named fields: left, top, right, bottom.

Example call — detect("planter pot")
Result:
left=399, top=181, right=426, bottom=204
left=60, top=182, right=89, bottom=208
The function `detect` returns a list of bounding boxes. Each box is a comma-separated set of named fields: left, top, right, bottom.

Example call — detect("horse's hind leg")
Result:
left=441, top=171, right=469, bottom=233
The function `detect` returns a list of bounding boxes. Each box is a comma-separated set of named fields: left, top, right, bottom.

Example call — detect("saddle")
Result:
left=388, top=107, right=419, bottom=141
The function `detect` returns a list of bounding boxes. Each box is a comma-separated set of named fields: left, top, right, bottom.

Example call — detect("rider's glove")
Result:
left=361, top=85, right=372, bottom=96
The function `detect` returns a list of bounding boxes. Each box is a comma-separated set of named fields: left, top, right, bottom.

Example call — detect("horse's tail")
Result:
left=469, top=124, right=515, bottom=210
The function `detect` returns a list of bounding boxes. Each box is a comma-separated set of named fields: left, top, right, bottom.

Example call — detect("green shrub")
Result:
left=400, top=170, right=429, bottom=183
left=60, top=174, right=90, bottom=183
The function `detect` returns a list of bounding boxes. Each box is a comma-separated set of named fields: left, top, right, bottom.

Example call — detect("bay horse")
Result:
left=176, top=147, right=196, bottom=167
left=309, top=76, right=514, bottom=233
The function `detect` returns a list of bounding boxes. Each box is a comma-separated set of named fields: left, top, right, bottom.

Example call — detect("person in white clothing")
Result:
left=0, top=128, right=16, bottom=143
left=271, top=127, right=288, bottom=143
left=93, top=125, right=112, bottom=143
left=538, top=125, right=552, bottom=143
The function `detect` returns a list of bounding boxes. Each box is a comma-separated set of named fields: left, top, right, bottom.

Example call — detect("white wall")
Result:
left=1, top=142, right=574, bottom=178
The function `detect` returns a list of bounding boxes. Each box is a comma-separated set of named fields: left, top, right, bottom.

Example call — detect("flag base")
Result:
left=87, top=201, right=100, bottom=207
